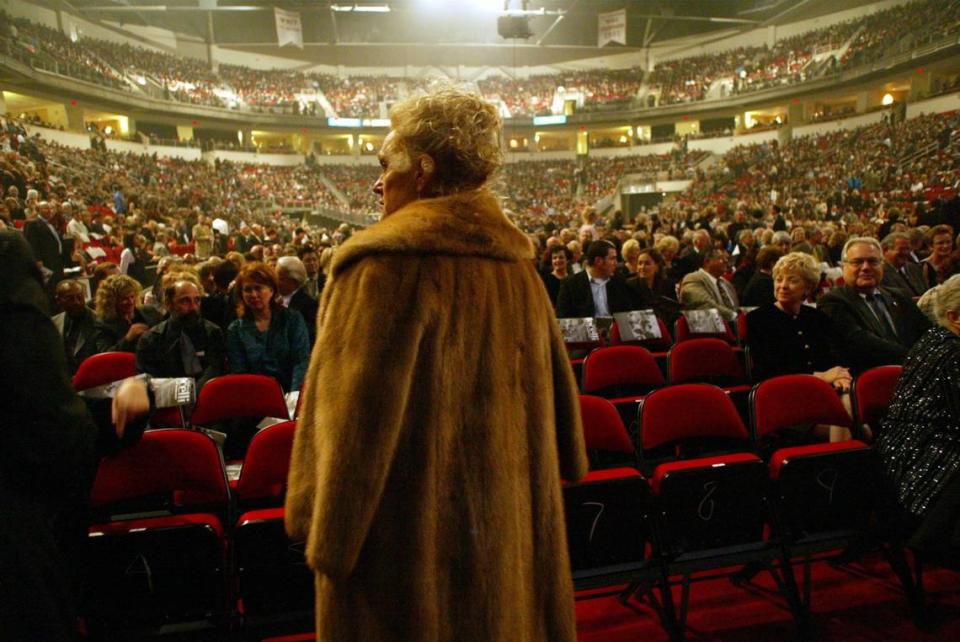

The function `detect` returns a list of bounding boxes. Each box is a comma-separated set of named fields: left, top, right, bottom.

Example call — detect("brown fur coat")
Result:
left=285, top=189, right=587, bottom=641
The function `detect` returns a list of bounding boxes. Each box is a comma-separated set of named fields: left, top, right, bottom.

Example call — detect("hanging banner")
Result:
left=598, top=9, right=627, bottom=47
left=275, top=7, right=303, bottom=49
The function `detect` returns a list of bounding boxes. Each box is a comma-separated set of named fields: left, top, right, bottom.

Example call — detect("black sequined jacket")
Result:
left=877, top=326, right=960, bottom=516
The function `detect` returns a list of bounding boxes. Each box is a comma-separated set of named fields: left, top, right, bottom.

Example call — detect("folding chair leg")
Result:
left=774, top=551, right=811, bottom=641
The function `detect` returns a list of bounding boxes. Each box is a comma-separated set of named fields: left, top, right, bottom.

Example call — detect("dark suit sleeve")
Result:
left=819, top=291, right=908, bottom=369
left=134, top=327, right=164, bottom=376
left=555, top=277, right=577, bottom=318
left=891, top=288, right=932, bottom=344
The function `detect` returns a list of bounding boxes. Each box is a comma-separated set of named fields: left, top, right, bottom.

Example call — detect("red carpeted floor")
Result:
left=575, top=555, right=960, bottom=641
left=266, top=556, right=959, bottom=641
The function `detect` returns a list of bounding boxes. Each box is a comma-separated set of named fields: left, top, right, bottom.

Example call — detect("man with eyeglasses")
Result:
left=820, top=237, right=931, bottom=373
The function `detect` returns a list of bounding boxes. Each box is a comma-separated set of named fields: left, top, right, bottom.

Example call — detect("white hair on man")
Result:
left=276, top=255, right=307, bottom=285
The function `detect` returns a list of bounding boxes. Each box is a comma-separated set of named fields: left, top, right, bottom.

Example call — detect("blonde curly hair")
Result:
left=388, top=88, right=502, bottom=196
left=772, top=251, right=820, bottom=291
left=95, top=274, right=141, bottom=321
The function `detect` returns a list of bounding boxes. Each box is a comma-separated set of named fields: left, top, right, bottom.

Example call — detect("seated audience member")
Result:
left=918, top=274, right=960, bottom=322
left=136, top=273, right=225, bottom=389
left=921, top=224, right=959, bottom=289
left=746, top=252, right=852, bottom=441
left=877, top=276, right=960, bottom=565
left=617, top=239, right=641, bottom=278
left=226, top=262, right=309, bottom=392
left=626, top=247, right=680, bottom=323
left=277, top=256, right=319, bottom=345
left=93, top=274, right=162, bottom=353
left=680, top=247, right=739, bottom=321
left=882, top=232, right=927, bottom=297
left=202, top=259, right=240, bottom=330
left=655, top=235, right=680, bottom=277
left=556, top=239, right=639, bottom=318
left=541, top=245, right=572, bottom=308
left=52, top=279, right=98, bottom=374
left=819, top=237, right=931, bottom=373
left=119, top=232, right=147, bottom=285
left=298, top=244, right=325, bottom=300
left=0, top=230, right=150, bottom=641
left=741, top=246, right=783, bottom=307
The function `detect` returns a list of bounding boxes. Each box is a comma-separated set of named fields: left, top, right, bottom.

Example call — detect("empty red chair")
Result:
left=637, top=384, right=796, bottom=637
left=189, top=374, right=289, bottom=426
left=578, top=394, right=639, bottom=474
left=235, top=420, right=296, bottom=507
left=83, top=430, right=230, bottom=629
left=668, top=339, right=752, bottom=420
left=749, top=374, right=852, bottom=445
left=583, top=346, right=665, bottom=397
left=750, top=374, right=880, bottom=614
left=72, top=351, right=137, bottom=391
left=233, top=420, right=313, bottom=620
left=852, top=365, right=902, bottom=439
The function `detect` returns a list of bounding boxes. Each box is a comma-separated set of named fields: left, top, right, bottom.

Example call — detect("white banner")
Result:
left=275, top=7, right=303, bottom=49
left=598, top=8, right=627, bottom=47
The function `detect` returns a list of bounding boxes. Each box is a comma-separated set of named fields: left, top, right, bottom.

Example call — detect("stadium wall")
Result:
left=793, top=111, right=887, bottom=138
left=906, top=92, right=960, bottom=118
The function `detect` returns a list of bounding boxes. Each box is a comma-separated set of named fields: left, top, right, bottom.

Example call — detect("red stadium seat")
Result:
left=749, top=375, right=893, bottom=615
left=83, top=430, right=230, bottom=630
left=581, top=346, right=665, bottom=428
left=852, top=365, right=902, bottom=439
left=578, top=394, right=638, bottom=471
left=72, top=351, right=137, bottom=391
left=231, top=420, right=313, bottom=624
left=636, top=383, right=803, bottom=638
left=190, top=374, right=289, bottom=426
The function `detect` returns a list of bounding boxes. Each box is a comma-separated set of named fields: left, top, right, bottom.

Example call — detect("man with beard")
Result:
left=135, top=274, right=225, bottom=389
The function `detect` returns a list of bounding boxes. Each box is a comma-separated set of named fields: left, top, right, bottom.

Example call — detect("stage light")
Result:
left=353, top=4, right=391, bottom=12
left=882, top=93, right=894, bottom=106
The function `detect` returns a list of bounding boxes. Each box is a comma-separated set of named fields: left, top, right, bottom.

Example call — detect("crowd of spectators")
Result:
left=3, top=0, right=960, bottom=118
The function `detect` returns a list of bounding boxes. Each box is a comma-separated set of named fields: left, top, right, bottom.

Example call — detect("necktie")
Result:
left=866, top=293, right=897, bottom=339
left=65, top=317, right=81, bottom=357
left=716, top=278, right=733, bottom=308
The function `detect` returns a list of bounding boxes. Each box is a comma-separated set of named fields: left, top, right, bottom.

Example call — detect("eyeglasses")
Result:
left=844, top=257, right=881, bottom=267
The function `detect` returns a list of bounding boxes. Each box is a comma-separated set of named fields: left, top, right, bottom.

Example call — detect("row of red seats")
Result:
left=566, top=368, right=912, bottom=639
left=68, top=351, right=908, bottom=638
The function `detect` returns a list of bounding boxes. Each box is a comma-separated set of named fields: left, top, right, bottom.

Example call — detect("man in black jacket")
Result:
left=136, top=277, right=225, bottom=389
left=556, top=239, right=641, bottom=318
left=52, top=279, right=99, bottom=375
left=820, top=237, right=931, bottom=373
left=23, top=200, right=65, bottom=288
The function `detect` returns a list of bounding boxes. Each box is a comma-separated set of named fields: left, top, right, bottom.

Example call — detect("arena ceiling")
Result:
left=37, top=0, right=884, bottom=66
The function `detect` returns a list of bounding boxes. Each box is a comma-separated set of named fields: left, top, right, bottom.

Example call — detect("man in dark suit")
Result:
left=880, top=232, right=927, bottom=297
left=820, top=237, right=931, bottom=373
left=556, top=239, right=642, bottom=318
left=136, top=278, right=225, bottom=389
left=277, top=256, right=319, bottom=345
left=52, top=279, right=99, bottom=374
left=23, top=200, right=65, bottom=288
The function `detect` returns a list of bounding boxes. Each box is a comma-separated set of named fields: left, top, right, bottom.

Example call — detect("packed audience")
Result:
left=4, top=0, right=958, bottom=118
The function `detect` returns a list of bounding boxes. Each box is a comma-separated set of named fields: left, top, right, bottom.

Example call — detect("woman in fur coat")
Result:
left=285, top=89, right=587, bottom=641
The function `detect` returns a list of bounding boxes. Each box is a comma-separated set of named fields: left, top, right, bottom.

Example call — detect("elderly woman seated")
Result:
left=93, top=274, right=162, bottom=353
left=746, top=252, right=852, bottom=442
left=877, top=276, right=960, bottom=565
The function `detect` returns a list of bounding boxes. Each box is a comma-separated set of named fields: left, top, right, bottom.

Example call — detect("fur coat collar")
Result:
left=331, top=190, right=533, bottom=278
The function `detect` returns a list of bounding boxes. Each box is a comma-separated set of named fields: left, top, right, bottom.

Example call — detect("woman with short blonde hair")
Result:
left=747, top=252, right=851, bottom=441
left=286, top=88, right=585, bottom=641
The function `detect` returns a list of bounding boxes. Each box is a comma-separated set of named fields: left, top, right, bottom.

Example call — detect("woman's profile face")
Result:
left=373, top=131, right=420, bottom=217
